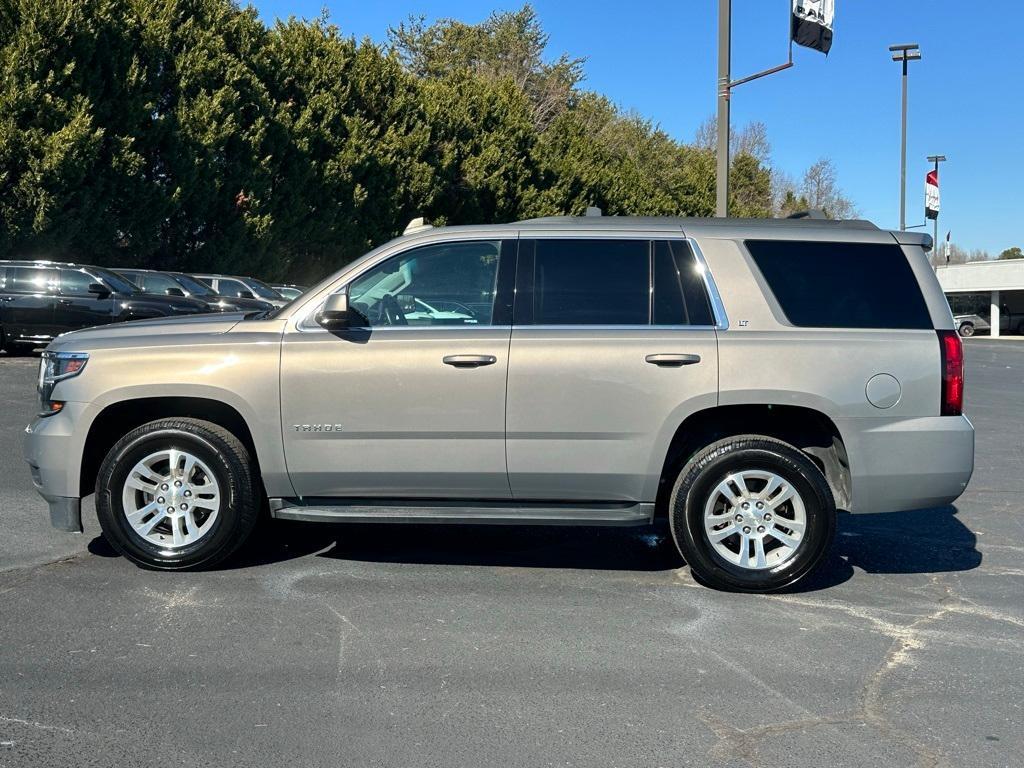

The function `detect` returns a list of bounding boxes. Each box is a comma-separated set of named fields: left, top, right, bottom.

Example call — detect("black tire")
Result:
left=668, top=435, right=836, bottom=593
left=958, top=322, right=975, bottom=338
left=95, top=417, right=260, bottom=570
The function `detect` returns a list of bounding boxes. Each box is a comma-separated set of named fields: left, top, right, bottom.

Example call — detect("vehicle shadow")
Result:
left=785, top=504, right=982, bottom=592
left=230, top=504, right=982, bottom=586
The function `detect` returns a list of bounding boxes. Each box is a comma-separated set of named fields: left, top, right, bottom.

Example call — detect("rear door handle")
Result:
left=645, top=353, right=701, bottom=367
left=58, top=298, right=73, bottom=305
left=443, top=354, right=498, bottom=368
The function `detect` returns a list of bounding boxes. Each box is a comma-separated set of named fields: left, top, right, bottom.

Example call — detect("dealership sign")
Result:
left=925, top=169, right=940, bottom=220
left=792, top=0, right=834, bottom=54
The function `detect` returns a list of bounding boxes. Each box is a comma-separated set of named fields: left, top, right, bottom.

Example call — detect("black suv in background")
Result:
left=0, top=260, right=212, bottom=354
left=117, top=269, right=274, bottom=313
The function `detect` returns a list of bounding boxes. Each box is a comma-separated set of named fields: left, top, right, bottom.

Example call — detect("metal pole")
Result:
left=900, top=57, right=908, bottom=231
left=926, top=154, right=946, bottom=268
left=716, top=0, right=731, bottom=218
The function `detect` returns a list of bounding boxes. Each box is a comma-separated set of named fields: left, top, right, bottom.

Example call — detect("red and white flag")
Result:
left=925, top=169, right=940, bottom=220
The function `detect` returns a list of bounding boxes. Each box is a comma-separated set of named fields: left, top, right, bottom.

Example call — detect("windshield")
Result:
left=242, top=278, right=284, bottom=300
left=95, top=268, right=141, bottom=294
left=172, top=273, right=217, bottom=297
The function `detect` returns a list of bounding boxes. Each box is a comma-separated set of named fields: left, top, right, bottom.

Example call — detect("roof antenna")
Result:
left=584, top=206, right=602, bottom=217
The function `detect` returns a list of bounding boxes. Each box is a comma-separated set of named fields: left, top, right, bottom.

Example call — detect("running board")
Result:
left=268, top=498, right=654, bottom=526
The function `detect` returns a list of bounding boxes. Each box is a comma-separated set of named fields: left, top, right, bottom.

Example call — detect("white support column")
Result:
left=991, top=290, right=1001, bottom=338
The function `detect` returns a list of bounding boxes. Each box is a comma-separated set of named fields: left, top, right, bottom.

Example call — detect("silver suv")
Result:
left=23, top=216, right=974, bottom=591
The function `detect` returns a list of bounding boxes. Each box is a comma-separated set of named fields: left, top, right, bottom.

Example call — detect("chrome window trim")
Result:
left=295, top=233, right=514, bottom=333
left=292, top=231, right=729, bottom=333
left=685, top=237, right=730, bottom=331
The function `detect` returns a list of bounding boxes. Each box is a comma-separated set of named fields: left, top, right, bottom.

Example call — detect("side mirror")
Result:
left=165, top=287, right=186, bottom=297
left=319, top=292, right=354, bottom=327
left=88, top=282, right=110, bottom=297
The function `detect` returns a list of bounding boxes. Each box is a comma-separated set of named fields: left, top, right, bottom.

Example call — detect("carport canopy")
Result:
left=937, top=260, right=1024, bottom=338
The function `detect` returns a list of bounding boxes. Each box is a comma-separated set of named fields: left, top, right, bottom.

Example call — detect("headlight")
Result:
left=38, top=351, right=88, bottom=416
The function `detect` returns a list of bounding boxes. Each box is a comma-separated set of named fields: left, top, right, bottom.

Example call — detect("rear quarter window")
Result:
left=744, top=240, right=932, bottom=330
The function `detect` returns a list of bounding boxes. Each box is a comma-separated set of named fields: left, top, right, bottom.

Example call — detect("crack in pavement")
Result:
left=697, top=574, right=1022, bottom=768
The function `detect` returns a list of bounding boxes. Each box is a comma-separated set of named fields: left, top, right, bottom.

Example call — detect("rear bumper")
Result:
left=841, top=414, right=975, bottom=513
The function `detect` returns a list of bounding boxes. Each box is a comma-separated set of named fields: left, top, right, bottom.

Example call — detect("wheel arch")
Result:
left=656, top=404, right=851, bottom=516
left=80, top=396, right=262, bottom=499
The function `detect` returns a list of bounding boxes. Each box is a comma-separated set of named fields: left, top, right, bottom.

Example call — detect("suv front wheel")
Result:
left=669, top=435, right=836, bottom=592
left=96, top=418, right=260, bottom=570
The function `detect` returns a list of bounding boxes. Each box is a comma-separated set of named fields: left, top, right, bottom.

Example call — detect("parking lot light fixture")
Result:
left=890, top=43, right=921, bottom=231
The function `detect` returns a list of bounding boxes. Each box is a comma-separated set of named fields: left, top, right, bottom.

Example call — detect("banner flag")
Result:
left=792, top=0, right=834, bottom=54
left=925, top=169, right=940, bottom=220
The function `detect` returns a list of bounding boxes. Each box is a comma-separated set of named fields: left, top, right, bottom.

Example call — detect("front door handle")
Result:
left=58, top=298, right=73, bottom=305
left=443, top=354, right=497, bottom=368
left=645, top=353, right=701, bottom=367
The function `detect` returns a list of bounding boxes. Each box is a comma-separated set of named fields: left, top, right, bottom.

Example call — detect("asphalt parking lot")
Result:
left=0, top=341, right=1021, bottom=768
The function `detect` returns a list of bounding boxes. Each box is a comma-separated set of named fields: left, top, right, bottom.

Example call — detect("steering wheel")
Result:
left=380, top=293, right=408, bottom=326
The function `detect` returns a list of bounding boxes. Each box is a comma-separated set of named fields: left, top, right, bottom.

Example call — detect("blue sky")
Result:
left=251, top=0, right=1022, bottom=255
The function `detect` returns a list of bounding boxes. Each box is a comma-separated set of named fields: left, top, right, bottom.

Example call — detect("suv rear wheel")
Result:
left=668, top=435, right=836, bottom=592
left=96, top=418, right=259, bottom=570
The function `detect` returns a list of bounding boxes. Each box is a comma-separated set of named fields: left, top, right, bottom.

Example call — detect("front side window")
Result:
left=215, top=278, right=253, bottom=299
left=91, top=268, right=138, bottom=294
left=242, top=278, right=284, bottom=301
left=142, top=273, right=180, bottom=294
left=58, top=269, right=96, bottom=295
left=348, top=240, right=506, bottom=327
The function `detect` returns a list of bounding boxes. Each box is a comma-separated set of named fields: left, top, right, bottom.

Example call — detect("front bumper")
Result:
left=840, top=414, right=975, bottom=513
left=23, top=403, right=88, bottom=533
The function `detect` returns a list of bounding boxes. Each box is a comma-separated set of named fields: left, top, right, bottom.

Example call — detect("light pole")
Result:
left=890, top=43, right=921, bottom=230
left=716, top=0, right=732, bottom=218
left=926, top=154, right=946, bottom=266
left=716, top=1, right=795, bottom=217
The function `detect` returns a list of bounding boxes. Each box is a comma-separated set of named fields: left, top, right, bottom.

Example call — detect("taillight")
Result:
left=938, top=330, right=964, bottom=416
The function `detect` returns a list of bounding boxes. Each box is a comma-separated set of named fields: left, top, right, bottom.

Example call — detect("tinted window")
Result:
left=745, top=240, right=932, bottom=329
left=91, top=268, right=138, bottom=294
left=349, top=240, right=505, bottom=327
left=58, top=269, right=95, bottom=295
left=173, top=274, right=216, bottom=296
left=141, top=273, right=180, bottom=294
left=242, top=278, right=283, bottom=300
left=527, top=239, right=650, bottom=325
left=653, top=241, right=715, bottom=325
left=215, top=278, right=252, bottom=298
left=4, top=267, right=56, bottom=293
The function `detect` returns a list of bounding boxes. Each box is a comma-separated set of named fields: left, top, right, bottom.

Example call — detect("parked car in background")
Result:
left=117, top=269, right=274, bottom=313
left=271, top=284, right=307, bottom=300
left=0, top=260, right=212, bottom=354
left=952, top=306, right=1024, bottom=337
left=193, top=274, right=288, bottom=308
left=24, top=215, right=974, bottom=593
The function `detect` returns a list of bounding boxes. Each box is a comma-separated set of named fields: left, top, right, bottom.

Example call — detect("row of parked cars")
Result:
left=0, top=259, right=306, bottom=354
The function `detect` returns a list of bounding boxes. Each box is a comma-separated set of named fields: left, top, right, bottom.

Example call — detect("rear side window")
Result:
left=653, top=241, right=715, bottom=326
left=527, top=239, right=650, bottom=325
left=745, top=240, right=932, bottom=329
left=3, top=267, right=56, bottom=293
